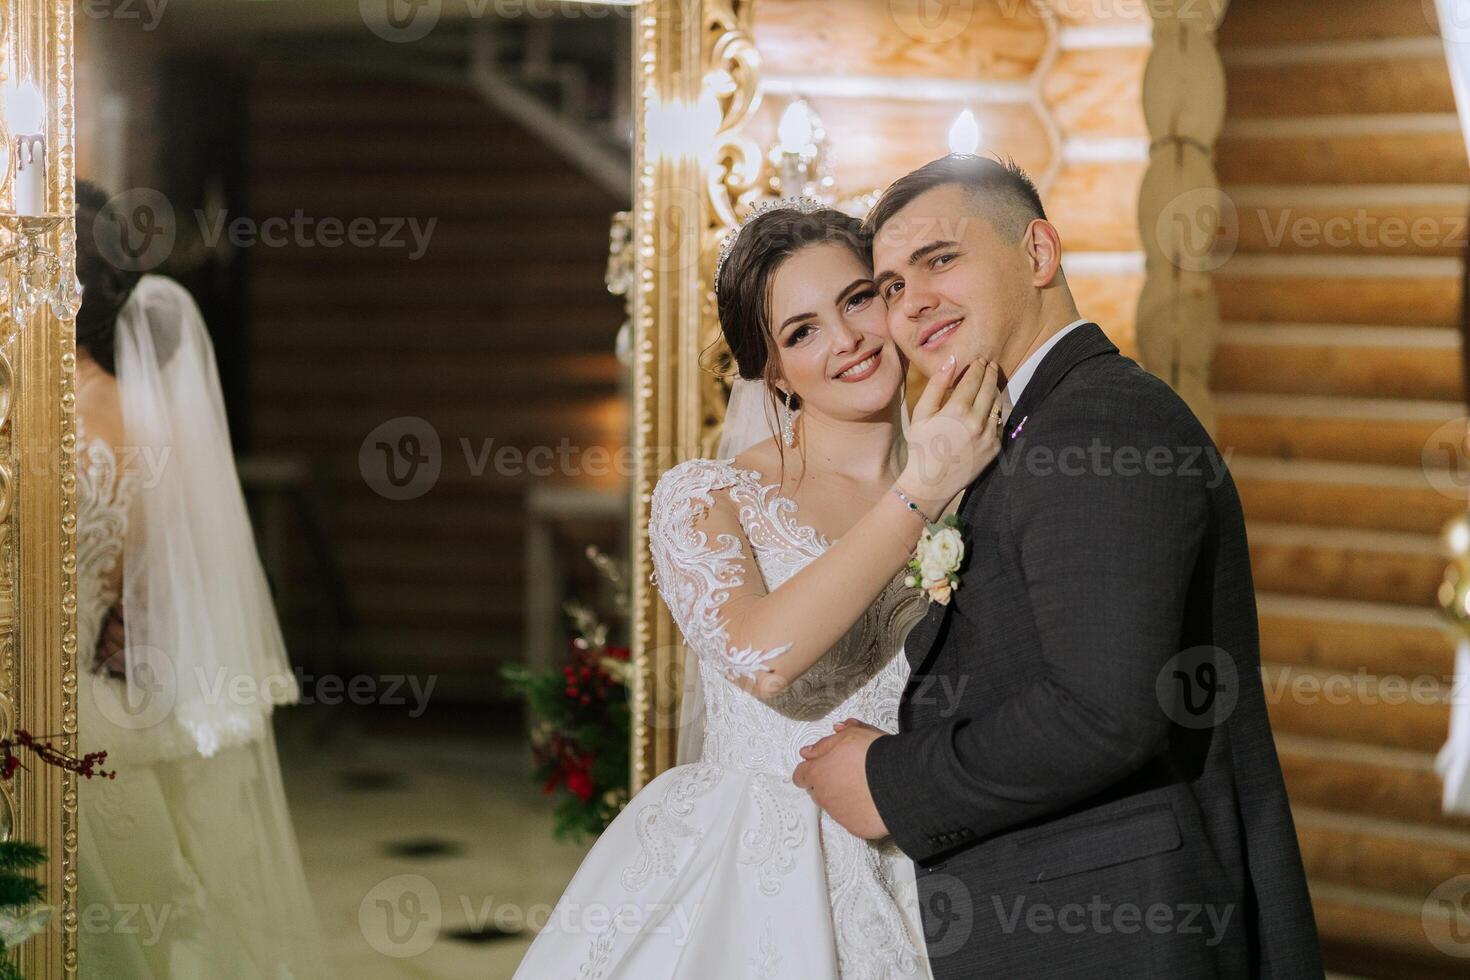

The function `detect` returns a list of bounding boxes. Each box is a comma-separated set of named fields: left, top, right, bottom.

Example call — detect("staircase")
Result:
left=254, top=15, right=630, bottom=197
left=1216, top=2, right=1468, bottom=975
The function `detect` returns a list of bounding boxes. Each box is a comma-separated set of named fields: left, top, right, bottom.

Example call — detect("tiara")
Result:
left=713, top=195, right=828, bottom=296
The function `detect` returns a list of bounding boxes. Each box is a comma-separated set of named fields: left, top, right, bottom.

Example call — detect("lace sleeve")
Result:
left=648, top=460, right=792, bottom=679
left=74, top=415, right=137, bottom=659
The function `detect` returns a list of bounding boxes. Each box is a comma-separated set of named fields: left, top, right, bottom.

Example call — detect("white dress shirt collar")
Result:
left=1003, top=318, right=1089, bottom=408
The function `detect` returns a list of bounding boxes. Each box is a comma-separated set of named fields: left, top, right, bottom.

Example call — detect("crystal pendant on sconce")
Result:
left=50, top=270, right=81, bottom=321
left=10, top=236, right=41, bottom=328
left=9, top=228, right=38, bottom=327
left=0, top=218, right=79, bottom=335
left=49, top=225, right=81, bottom=320
left=10, top=288, right=36, bottom=330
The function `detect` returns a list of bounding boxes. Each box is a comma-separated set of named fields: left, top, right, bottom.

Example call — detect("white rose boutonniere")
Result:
left=905, top=515, right=965, bottom=605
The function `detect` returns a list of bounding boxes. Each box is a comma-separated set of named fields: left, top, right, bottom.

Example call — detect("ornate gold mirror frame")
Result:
left=629, top=0, right=770, bottom=791
left=4, top=0, right=80, bottom=974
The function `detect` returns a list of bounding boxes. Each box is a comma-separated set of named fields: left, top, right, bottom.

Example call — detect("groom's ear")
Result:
left=1022, top=218, right=1063, bottom=288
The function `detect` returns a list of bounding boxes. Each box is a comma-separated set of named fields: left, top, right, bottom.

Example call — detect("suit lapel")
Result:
left=902, top=322, right=1118, bottom=680
left=1003, top=322, right=1115, bottom=442
left=903, top=601, right=945, bottom=673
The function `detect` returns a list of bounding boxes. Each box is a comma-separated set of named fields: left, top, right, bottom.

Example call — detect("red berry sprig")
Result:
left=3, top=729, right=115, bottom=781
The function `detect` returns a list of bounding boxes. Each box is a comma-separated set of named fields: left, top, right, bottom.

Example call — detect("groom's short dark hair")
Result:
left=864, top=154, right=1046, bottom=245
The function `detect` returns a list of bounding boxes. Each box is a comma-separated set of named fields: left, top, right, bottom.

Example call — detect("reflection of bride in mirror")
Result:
left=72, top=181, right=330, bottom=978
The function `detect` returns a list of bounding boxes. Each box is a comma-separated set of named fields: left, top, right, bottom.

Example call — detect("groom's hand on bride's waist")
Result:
left=792, top=720, right=889, bottom=839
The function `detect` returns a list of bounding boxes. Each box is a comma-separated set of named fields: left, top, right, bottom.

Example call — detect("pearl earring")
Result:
left=781, top=391, right=799, bottom=448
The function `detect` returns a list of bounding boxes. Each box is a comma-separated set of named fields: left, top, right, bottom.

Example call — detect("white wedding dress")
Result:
left=74, top=415, right=329, bottom=979
left=514, top=458, right=932, bottom=980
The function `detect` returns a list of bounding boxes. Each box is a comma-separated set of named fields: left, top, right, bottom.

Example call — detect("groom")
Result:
left=793, top=155, right=1322, bottom=978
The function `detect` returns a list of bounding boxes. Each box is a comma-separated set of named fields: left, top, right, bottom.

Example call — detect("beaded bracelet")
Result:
left=891, top=485, right=935, bottom=524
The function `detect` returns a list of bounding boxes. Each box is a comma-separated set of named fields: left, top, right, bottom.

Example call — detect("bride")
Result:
left=73, top=181, right=330, bottom=978
left=514, top=200, right=1003, bottom=979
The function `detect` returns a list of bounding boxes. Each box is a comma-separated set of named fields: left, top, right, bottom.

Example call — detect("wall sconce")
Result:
left=0, top=75, right=79, bottom=336
left=768, top=99, right=834, bottom=199
left=605, top=210, right=634, bottom=367
left=758, top=100, right=987, bottom=217
left=758, top=101, right=988, bottom=218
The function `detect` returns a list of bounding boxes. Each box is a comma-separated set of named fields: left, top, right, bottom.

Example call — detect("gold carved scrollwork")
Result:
left=699, top=0, right=760, bottom=456
left=704, top=8, right=762, bottom=233
left=629, top=0, right=764, bottom=788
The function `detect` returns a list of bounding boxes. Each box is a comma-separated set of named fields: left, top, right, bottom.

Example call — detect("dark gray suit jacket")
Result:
left=867, top=324, right=1322, bottom=979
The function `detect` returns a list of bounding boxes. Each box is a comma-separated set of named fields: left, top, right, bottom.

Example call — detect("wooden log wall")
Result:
left=247, top=69, right=626, bottom=699
left=747, top=0, right=1154, bottom=359
left=1213, top=2, right=1470, bottom=976
left=1137, top=0, right=1228, bottom=427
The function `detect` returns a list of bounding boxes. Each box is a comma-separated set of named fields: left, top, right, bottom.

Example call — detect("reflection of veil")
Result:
left=116, top=274, right=300, bottom=758
left=78, top=274, right=330, bottom=980
left=674, top=377, right=909, bottom=765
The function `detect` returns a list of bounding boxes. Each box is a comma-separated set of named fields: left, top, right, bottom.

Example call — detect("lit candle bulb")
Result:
left=948, top=109, right=981, bottom=156
left=4, top=81, right=46, bottom=216
left=778, top=100, right=815, bottom=156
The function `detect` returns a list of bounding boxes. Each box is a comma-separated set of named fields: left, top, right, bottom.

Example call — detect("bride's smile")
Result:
left=765, top=240, right=906, bottom=424
left=832, top=347, right=883, bottom=382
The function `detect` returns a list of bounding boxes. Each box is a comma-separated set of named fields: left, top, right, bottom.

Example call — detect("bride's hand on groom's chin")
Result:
left=792, top=719, right=888, bottom=839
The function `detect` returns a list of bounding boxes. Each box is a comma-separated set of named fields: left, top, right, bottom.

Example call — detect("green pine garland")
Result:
left=0, top=842, right=42, bottom=908
left=0, top=840, right=47, bottom=979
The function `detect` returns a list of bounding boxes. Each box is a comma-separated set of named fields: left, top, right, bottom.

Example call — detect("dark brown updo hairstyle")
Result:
left=74, top=179, right=144, bottom=376
left=714, top=206, right=869, bottom=471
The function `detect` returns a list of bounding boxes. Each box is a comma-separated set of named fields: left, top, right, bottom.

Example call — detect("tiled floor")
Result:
left=276, top=707, right=1365, bottom=980
left=276, top=706, right=590, bottom=979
